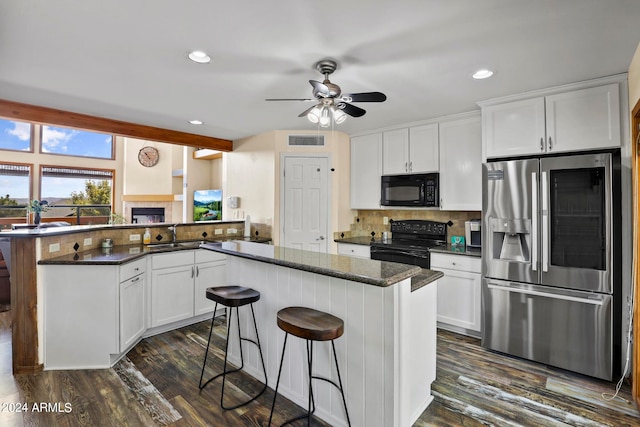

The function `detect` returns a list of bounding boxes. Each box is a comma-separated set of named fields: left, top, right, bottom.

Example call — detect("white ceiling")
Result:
left=1, top=0, right=639, bottom=142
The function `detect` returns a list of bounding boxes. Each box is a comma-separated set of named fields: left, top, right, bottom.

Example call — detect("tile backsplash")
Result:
left=335, top=209, right=481, bottom=242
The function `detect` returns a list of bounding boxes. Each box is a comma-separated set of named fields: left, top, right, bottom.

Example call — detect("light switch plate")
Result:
left=227, top=228, right=237, bottom=234
left=130, top=234, right=141, bottom=241
left=83, top=238, right=92, bottom=246
left=49, top=243, right=60, bottom=253
left=214, top=229, right=223, bottom=235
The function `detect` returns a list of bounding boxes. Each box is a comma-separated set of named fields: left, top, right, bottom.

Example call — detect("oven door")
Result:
left=370, top=245, right=430, bottom=268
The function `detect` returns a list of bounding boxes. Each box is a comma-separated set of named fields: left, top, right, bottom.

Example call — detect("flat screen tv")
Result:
left=194, top=189, right=222, bottom=221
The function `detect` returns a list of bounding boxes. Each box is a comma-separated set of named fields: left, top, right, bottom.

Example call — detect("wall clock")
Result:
left=138, top=146, right=160, bottom=167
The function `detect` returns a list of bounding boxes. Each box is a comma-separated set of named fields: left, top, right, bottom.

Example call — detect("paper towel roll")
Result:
left=244, top=215, right=251, bottom=237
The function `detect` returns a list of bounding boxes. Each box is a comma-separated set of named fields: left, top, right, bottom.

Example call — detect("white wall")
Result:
left=630, top=43, right=640, bottom=113
left=223, top=129, right=353, bottom=248
left=122, top=138, right=173, bottom=195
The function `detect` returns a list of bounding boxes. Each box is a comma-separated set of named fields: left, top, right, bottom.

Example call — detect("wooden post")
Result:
left=10, top=237, right=42, bottom=374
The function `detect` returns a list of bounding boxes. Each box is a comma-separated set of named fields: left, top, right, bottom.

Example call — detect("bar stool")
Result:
left=268, top=306, right=351, bottom=427
left=199, top=285, right=267, bottom=410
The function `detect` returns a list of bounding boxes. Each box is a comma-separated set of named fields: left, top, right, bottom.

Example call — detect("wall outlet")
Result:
left=83, top=238, right=92, bottom=246
left=130, top=234, right=141, bottom=242
left=383, top=216, right=389, bottom=225
left=227, top=228, right=237, bottom=234
left=214, top=229, right=223, bottom=235
left=49, top=243, right=60, bottom=253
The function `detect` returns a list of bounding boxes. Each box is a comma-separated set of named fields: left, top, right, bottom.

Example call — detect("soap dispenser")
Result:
left=143, top=228, right=151, bottom=245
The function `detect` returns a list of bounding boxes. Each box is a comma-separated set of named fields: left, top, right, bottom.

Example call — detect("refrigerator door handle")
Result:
left=531, top=172, right=538, bottom=271
left=486, top=283, right=605, bottom=306
left=541, top=171, right=549, bottom=272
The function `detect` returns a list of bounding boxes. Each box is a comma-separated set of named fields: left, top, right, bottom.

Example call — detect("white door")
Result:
left=282, top=155, right=329, bottom=252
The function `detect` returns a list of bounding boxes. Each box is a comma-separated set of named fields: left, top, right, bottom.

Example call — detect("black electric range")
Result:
left=370, top=219, right=448, bottom=269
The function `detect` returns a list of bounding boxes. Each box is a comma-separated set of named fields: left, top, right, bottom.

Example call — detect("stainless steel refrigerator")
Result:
left=481, top=151, right=621, bottom=380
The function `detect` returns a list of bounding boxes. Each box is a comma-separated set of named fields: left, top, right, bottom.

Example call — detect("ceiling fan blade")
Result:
left=265, top=98, right=315, bottom=101
left=337, top=102, right=366, bottom=117
left=342, top=92, right=387, bottom=103
left=309, top=80, right=330, bottom=97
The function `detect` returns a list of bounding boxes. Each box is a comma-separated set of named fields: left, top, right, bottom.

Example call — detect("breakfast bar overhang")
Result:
left=200, top=241, right=442, bottom=427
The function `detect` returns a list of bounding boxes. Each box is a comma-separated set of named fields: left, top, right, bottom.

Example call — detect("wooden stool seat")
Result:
left=206, top=285, right=260, bottom=307
left=277, top=306, right=344, bottom=341
left=269, top=306, right=351, bottom=426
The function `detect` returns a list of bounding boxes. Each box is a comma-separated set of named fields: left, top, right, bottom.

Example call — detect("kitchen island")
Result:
left=200, top=241, right=442, bottom=427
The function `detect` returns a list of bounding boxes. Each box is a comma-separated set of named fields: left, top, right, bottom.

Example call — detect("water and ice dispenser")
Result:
left=489, top=218, right=531, bottom=263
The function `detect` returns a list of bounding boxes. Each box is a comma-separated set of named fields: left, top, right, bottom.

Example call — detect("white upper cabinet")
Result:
left=382, top=128, right=410, bottom=174
left=482, top=82, right=622, bottom=159
left=350, top=133, right=382, bottom=209
left=409, top=124, right=440, bottom=173
left=483, top=97, right=546, bottom=158
left=383, top=124, right=438, bottom=174
left=545, top=84, right=620, bottom=153
left=439, top=115, right=482, bottom=211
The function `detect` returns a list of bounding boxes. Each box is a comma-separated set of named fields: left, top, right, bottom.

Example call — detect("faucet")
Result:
left=168, top=224, right=177, bottom=243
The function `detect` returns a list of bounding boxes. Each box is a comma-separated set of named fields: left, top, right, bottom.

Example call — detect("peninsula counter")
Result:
left=201, top=241, right=442, bottom=427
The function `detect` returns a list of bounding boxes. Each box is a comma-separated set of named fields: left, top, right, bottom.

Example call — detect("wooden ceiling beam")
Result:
left=0, top=99, right=233, bottom=151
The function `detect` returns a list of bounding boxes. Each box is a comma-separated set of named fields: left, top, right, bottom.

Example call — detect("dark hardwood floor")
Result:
left=1, top=309, right=638, bottom=426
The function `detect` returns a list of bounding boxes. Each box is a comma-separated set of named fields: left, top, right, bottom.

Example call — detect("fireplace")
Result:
left=131, top=207, right=165, bottom=224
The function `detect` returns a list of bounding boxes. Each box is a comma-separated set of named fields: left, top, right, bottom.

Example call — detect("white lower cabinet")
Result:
left=194, top=250, right=227, bottom=316
left=430, top=253, right=481, bottom=336
left=150, top=249, right=226, bottom=327
left=44, top=257, right=146, bottom=369
left=336, top=242, right=371, bottom=258
left=119, top=260, right=146, bottom=352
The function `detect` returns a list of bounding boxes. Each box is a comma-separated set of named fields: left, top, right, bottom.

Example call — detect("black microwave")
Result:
left=381, top=173, right=439, bottom=207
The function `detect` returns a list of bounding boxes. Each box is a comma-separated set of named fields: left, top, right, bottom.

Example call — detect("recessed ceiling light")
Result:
left=472, top=69, right=494, bottom=79
left=188, top=50, right=211, bottom=64
left=189, top=119, right=203, bottom=125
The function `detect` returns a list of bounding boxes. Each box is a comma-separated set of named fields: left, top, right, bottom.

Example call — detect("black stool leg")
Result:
left=268, top=332, right=289, bottom=427
left=199, top=302, right=219, bottom=389
left=200, top=304, right=268, bottom=410
left=331, top=340, right=351, bottom=427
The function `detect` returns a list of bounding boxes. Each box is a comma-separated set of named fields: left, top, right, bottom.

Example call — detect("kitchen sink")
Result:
left=148, top=240, right=213, bottom=249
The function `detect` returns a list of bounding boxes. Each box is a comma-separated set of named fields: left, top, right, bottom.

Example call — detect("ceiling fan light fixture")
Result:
left=332, top=106, right=347, bottom=124
left=188, top=50, right=212, bottom=64
left=319, top=107, right=331, bottom=127
left=307, top=105, right=322, bottom=124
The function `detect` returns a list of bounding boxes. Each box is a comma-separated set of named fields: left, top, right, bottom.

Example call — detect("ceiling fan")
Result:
left=265, top=59, right=387, bottom=127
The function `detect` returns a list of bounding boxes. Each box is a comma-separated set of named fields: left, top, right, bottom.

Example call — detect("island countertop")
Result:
left=201, top=240, right=425, bottom=287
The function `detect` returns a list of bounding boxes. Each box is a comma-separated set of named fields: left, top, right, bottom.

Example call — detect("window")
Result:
left=41, top=125, right=114, bottom=159
left=0, top=118, right=32, bottom=152
left=0, top=163, right=31, bottom=224
left=40, top=166, right=113, bottom=221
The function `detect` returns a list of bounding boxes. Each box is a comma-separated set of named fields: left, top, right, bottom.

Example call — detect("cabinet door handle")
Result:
left=405, top=162, right=408, bottom=172
left=191, top=266, right=194, bottom=278
left=540, top=137, right=544, bottom=151
left=132, top=276, right=140, bottom=283
left=196, top=266, right=199, bottom=277
left=548, top=136, right=552, bottom=150
left=409, top=161, right=412, bottom=172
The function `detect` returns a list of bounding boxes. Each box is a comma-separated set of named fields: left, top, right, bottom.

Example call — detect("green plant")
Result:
left=27, top=200, right=49, bottom=214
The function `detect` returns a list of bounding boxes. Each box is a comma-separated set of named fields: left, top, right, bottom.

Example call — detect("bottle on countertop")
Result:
left=143, top=228, right=151, bottom=245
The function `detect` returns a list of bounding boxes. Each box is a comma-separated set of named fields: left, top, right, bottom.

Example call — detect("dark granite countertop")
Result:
left=201, top=241, right=425, bottom=288
left=38, top=237, right=272, bottom=265
left=412, top=269, right=444, bottom=292
left=336, top=236, right=482, bottom=258
left=334, top=236, right=380, bottom=245
left=429, top=244, right=482, bottom=257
